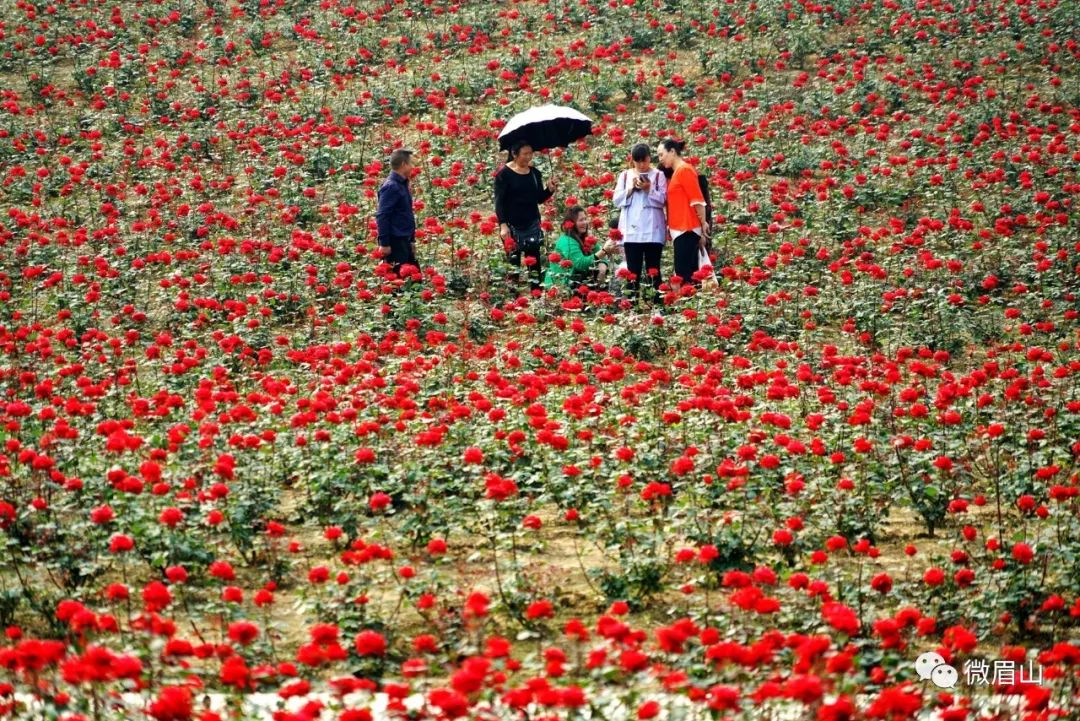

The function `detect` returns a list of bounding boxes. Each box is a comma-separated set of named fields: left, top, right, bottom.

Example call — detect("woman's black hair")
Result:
left=659, top=138, right=687, bottom=155
left=508, top=140, right=532, bottom=161
left=630, top=143, right=651, bottom=163
left=562, top=205, right=587, bottom=243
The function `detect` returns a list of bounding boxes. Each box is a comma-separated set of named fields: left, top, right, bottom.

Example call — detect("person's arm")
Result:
left=612, top=170, right=632, bottom=208
left=685, top=169, right=709, bottom=239
left=563, top=236, right=599, bottom=273
left=494, top=168, right=507, bottom=223
left=376, top=183, right=395, bottom=249
left=646, top=170, right=667, bottom=208
left=685, top=168, right=706, bottom=210
left=494, top=168, right=512, bottom=239
left=535, top=168, right=554, bottom=202
left=407, top=186, right=417, bottom=259
left=691, top=191, right=707, bottom=225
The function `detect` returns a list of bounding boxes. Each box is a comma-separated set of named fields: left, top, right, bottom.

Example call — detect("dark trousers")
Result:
left=383, top=235, right=418, bottom=277
left=672, top=231, right=701, bottom=286
left=506, top=223, right=545, bottom=290
left=623, top=243, right=663, bottom=303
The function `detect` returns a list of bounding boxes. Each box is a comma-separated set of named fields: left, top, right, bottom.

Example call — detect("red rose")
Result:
left=208, top=560, right=236, bottom=581
left=165, top=566, right=187, bottom=584
left=227, top=621, right=259, bottom=645
left=355, top=630, right=387, bottom=656
left=923, top=567, right=946, bottom=586
left=870, top=573, right=893, bottom=594
left=638, top=701, right=661, bottom=719
left=526, top=599, right=554, bottom=620
left=142, top=581, right=172, bottom=612
left=1011, top=542, right=1034, bottom=564
left=426, top=538, right=447, bottom=555
left=109, top=534, right=134, bottom=553
left=90, top=505, right=114, bottom=524
left=158, top=507, right=183, bottom=528
left=369, top=492, right=391, bottom=512
left=148, top=686, right=193, bottom=721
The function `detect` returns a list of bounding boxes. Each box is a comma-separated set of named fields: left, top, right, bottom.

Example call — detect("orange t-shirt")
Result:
left=666, top=163, right=705, bottom=233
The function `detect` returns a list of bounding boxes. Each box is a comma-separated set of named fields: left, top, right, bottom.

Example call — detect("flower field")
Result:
left=0, top=0, right=1078, bottom=718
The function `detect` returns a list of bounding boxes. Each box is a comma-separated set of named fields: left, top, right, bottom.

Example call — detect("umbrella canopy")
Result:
left=497, top=104, right=593, bottom=153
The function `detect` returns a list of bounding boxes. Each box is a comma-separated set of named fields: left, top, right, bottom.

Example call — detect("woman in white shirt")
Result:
left=612, top=143, right=667, bottom=304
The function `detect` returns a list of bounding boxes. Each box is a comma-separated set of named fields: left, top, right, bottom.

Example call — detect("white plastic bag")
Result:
left=698, top=247, right=719, bottom=289
left=608, top=248, right=628, bottom=294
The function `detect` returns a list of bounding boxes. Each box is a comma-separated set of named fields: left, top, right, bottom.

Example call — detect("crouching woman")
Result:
left=544, top=206, right=618, bottom=293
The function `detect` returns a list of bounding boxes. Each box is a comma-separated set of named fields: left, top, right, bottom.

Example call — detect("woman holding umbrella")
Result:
left=494, top=141, right=556, bottom=290
left=495, top=104, right=593, bottom=291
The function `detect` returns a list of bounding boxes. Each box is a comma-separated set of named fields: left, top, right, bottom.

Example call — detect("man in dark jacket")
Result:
left=376, top=148, right=419, bottom=277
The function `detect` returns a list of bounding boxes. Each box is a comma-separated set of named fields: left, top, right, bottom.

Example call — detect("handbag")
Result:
left=510, top=220, right=543, bottom=257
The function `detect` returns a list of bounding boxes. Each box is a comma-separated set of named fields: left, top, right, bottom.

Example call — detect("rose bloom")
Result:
left=870, top=573, right=893, bottom=594
left=165, top=566, right=188, bottom=584
left=426, top=538, right=447, bottom=555
left=109, top=534, right=134, bottom=553
left=1011, top=542, right=1034, bottom=564
left=90, top=506, right=114, bottom=525
left=158, top=507, right=183, bottom=528
left=526, top=599, right=554, bottom=620
left=369, top=492, right=391, bottom=512
left=227, top=621, right=259, bottom=645
left=923, top=567, right=946, bottom=586
left=355, top=630, right=387, bottom=656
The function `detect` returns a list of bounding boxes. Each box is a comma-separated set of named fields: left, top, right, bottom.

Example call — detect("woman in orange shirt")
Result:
left=656, top=139, right=710, bottom=288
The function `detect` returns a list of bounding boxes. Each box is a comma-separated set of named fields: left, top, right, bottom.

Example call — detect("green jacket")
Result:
left=544, top=233, right=599, bottom=289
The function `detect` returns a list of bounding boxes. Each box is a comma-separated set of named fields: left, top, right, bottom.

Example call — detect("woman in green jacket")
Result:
left=544, top=205, right=618, bottom=291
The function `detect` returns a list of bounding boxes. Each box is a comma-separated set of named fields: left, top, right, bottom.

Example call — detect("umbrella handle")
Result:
left=548, top=150, right=565, bottom=188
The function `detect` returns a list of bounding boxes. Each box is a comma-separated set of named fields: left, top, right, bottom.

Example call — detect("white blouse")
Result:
left=613, top=168, right=668, bottom=244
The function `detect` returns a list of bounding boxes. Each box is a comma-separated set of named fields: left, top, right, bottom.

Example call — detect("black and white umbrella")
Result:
left=497, top=104, right=593, bottom=153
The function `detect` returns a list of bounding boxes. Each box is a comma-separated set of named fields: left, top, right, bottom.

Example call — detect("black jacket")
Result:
left=494, top=165, right=553, bottom=229
left=376, top=171, right=416, bottom=243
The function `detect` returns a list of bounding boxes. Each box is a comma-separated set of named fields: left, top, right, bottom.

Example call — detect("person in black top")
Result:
left=376, top=148, right=419, bottom=278
left=494, top=141, right=557, bottom=290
